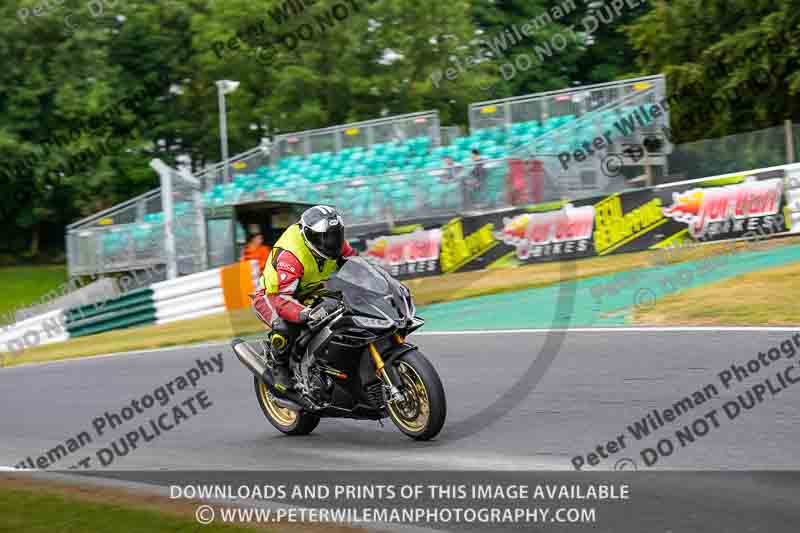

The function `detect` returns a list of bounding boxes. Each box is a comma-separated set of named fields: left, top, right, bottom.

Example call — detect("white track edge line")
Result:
left=3, top=327, right=798, bottom=371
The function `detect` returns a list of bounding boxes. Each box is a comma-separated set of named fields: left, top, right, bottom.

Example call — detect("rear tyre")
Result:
left=387, top=350, right=447, bottom=440
left=253, top=377, right=320, bottom=435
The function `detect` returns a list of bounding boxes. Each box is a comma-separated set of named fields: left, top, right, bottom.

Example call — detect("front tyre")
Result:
left=253, top=377, right=320, bottom=435
left=387, top=350, right=447, bottom=440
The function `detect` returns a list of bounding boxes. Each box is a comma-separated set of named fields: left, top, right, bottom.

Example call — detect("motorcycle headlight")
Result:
left=353, top=316, right=394, bottom=329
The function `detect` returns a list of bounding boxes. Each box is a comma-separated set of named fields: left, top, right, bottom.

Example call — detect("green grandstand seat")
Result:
left=410, top=136, right=431, bottom=155
left=489, top=127, right=508, bottom=145
left=369, top=163, right=386, bottom=176
left=430, top=146, right=448, bottom=158
left=510, top=123, right=527, bottom=136
left=455, top=137, right=473, bottom=150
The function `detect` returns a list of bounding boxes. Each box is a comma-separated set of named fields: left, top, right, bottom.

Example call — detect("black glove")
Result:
left=298, top=308, right=315, bottom=324
left=299, top=300, right=337, bottom=323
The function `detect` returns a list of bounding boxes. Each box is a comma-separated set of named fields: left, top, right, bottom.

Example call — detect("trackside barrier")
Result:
left=353, top=162, right=800, bottom=278
left=6, top=158, right=800, bottom=352
left=0, top=309, right=68, bottom=354
left=0, top=261, right=260, bottom=354
left=150, top=267, right=225, bottom=325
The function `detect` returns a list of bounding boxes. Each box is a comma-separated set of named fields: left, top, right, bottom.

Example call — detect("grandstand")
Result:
left=65, top=75, right=669, bottom=278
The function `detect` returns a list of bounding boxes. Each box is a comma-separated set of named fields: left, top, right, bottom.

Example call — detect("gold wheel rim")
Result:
left=388, top=361, right=430, bottom=434
left=258, top=381, right=298, bottom=427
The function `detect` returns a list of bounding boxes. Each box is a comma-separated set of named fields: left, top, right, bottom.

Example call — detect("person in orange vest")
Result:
left=241, top=232, right=271, bottom=271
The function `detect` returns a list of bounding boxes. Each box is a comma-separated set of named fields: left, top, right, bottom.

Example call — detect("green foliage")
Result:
left=0, top=485, right=257, bottom=533
left=0, top=0, right=797, bottom=262
left=0, top=265, right=66, bottom=322
left=624, top=0, right=800, bottom=142
left=470, top=0, right=652, bottom=97
left=1, top=0, right=484, bottom=257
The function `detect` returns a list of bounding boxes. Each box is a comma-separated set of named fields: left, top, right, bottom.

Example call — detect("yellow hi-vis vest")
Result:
left=260, top=224, right=339, bottom=300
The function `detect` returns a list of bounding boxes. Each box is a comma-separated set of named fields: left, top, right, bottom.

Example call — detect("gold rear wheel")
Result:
left=258, top=380, right=298, bottom=427
left=253, top=377, right=320, bottom=435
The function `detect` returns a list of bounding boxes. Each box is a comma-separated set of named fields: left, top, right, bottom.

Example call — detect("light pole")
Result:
left=215, top=80, right=240, bottom=183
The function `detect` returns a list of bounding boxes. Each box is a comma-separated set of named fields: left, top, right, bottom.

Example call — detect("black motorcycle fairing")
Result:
left=284, top=258, right=422, bottom=418
left=326, top=257, right=414, bottom=325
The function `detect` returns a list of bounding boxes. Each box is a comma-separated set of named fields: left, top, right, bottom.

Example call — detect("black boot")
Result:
left=271, top=359, right=290, bottom=393
left=270, top=331, right=291, bottom=393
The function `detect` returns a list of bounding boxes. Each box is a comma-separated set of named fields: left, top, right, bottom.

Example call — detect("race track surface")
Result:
left=2, top=328, right=799, bottom=472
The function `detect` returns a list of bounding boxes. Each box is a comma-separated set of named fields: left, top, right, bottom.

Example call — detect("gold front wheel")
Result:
left=386, top=351, right=446, bottom=440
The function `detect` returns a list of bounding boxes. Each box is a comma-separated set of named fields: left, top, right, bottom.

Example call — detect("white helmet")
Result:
left=299, top=205, right=345, bottom=260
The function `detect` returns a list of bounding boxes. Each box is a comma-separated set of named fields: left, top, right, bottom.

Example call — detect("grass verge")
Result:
left=0, top=475, right=361, bottom=533
left=5, top=234, right=800, bottom=366
left=0, top=266, right=67, bottom=323
left=631, top=260, right=800, bottom=326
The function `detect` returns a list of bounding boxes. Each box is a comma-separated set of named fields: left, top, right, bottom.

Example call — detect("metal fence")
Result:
left=194, top=145, right=272, bottom=192
left=270, top=111, right=442, bottom=161
left=664, top=123, right=798, bottom=183
left=506, top=82, right=670, bottom=199
left=66, top=189, right=163, bottom=277
left=468, top=75, right=667, bottom=131
left=291, top=156, right=566, bottom=228
left=66, top=163, right=207, bottom=278
left=65, top=123, right=798, bottom=278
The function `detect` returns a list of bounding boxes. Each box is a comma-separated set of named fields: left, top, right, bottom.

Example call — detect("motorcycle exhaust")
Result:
left=231, top=338, right=273, bottom=386
left=271, top=396, right=305, bottom=411
left=231, top=338, right=306, bottom=412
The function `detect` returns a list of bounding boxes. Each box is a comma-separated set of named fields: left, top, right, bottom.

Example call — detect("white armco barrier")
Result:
left=158, top=305, right=226, bottom=325
left=2, top=260, right=259, bottom=352
left=151, top=266, right=228, bottom=326
left=0, top=309, right=69, bottom=354
left=151, top=267, right=221, bottom=302
left=154, top=287, right=224, bottom=324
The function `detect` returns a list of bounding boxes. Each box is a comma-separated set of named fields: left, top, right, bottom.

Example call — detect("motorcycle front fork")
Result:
left=368, top=339, right=405, bottom=404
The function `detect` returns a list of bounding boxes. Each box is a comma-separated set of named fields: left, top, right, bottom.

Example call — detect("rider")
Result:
left=252, top=205, right=357, bottom=391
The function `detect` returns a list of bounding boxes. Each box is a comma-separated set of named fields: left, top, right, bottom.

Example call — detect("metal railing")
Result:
left=468, top=75, right=667, bottom=131
left=508, top=83, right=670, bottom=193
left=271, top=111, right=442, bottom=161
left=665, top=124, right=798, bottom=183
left=193, top=145, right=272, bottom=191
left=66, top=163, right=207, bottom=278
left=203, top=155, right=559, bottom=227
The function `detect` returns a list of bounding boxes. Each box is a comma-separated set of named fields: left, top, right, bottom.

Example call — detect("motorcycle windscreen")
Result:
left=326, top=257, right=406, bottom=321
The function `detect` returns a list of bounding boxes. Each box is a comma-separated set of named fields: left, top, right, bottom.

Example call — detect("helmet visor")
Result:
left=304, top=223, right=344, bottom=259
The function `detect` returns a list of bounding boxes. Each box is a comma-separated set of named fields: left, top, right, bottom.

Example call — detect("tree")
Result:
left=470, top=0, right=652, bottom=99
left=624, top=0, right=800, bottom=142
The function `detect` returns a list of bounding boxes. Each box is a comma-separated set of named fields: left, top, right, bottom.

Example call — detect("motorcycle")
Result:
left=231, top=257, right=446, bottom=440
